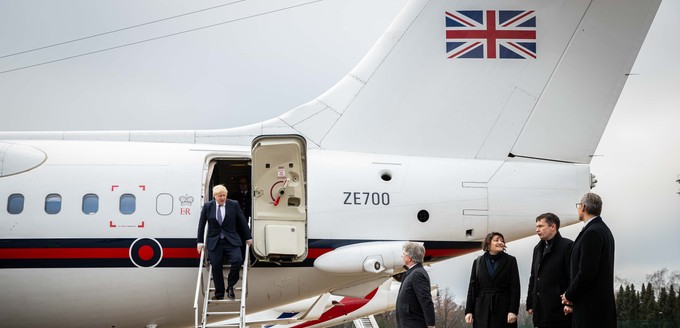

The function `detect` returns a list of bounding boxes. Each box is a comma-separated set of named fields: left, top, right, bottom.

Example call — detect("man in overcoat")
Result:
left=561, top=192, right=616, bottom=327
left=396, top=242, right=435, bottom=328
left=527, top=213, right=572, bottom=327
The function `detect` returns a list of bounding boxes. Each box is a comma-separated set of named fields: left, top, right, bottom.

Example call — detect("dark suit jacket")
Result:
left=196, top=199, right=252, bottom=251
left=465, top=252, right=520, bottom=328
left=230, top=190, right=252, bottom=218
left=564, top=216, right=616, bottom=328
left=396, top=263, right=435, bottom=327
left=527, top=232, right=573, bottom=327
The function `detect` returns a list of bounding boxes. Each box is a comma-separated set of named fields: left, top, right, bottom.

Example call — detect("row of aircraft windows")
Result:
left=6, top=193, right=137, bottom=215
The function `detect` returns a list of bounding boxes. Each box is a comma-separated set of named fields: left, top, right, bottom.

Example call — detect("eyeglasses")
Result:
left=575, top=203, right=582, bottom=208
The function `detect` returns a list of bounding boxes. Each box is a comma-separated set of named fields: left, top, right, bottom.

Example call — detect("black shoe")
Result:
left=226, top=287, right=235, bottom=299
left=211, top=295, right=224, bottom=300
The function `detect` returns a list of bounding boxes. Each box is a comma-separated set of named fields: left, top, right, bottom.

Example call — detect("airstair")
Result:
left=353, top=315, right=379, bottom=328
left=194, top=231, right=250, bottom=328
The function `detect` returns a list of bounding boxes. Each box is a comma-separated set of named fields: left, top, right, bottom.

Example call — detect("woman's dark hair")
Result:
left=481, top=232, right=506, bottom=252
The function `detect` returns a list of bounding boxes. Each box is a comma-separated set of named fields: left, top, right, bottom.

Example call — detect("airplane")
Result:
left=212, top=277, right=436, bottom=328
left=0, top=0, right=661, bottom=327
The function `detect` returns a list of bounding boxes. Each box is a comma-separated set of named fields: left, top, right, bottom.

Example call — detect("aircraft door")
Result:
left=251, top=135, right=307, bottom=262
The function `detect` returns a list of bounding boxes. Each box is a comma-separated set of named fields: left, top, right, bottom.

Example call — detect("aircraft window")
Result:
left=156, top=193, right=173, bottom=216
left=82, top=194, right=99, bottom=215
left=7, top=193, right=24, bottom=214
left=45, top=193, right=62, bottom=214
left=120, top=194, right=136, bottom=214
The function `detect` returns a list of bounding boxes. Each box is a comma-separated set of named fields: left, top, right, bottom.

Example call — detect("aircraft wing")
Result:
left=210, top=278, right=435, bottom=328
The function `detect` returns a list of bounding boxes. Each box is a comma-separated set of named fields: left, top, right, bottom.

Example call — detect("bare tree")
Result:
left=433, top=288, right=465, bottom=327
left=616, top=275, right=631, bottom=287
left=668, top=270, right=680, bottom=291
left=646, top=268, right=669, bottom=297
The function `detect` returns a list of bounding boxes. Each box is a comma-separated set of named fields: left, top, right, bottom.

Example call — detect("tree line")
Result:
left=615, top=268, right=680, bottom=327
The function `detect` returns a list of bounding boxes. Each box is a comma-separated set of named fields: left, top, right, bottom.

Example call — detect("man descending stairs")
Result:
left=194, top=184, right=253, bottom=328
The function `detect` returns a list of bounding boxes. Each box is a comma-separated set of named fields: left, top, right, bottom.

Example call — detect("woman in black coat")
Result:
left=465, top=232, right=520, bottom=327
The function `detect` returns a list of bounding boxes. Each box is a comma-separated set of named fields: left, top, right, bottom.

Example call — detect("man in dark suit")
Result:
left=527, top=213, right=572, bottom=328
left=561, top=192, right=616, bottom=327
left=396, top=242, right=435, bottom=328
left=197, top=185, right=252, bottom=300
left=231, top=177, right=251, bottom=218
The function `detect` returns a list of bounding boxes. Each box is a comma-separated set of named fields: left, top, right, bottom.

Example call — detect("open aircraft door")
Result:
left=251, top=135, right=308, bottom=262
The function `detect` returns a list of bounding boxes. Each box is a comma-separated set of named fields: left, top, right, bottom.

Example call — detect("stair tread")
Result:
left=206, top=311, right=240, bottom=315
left=208, top=299, right=241, bottom=304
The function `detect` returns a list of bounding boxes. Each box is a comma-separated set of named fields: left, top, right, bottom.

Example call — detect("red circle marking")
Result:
left=138, top=245, right=154, bottom=261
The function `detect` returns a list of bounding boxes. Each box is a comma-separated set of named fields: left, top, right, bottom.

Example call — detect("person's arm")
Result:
left=234, top=201, right=252, bottom=245
left=564, top=230, right=604, bottom=302
left=413, top=269, right=436, bottom=327
left=508, top=256, right=520, bottom=323
left=464, top=257, right=479, bottom=325
left=562, top=240, right=573, bottom=291
left=196, top=203, right=209, bottom=253
left=526, top=247, right=537, bottom=314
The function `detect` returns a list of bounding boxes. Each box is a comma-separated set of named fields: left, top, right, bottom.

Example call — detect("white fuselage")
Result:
left=0, top=139, right=589, bottom=327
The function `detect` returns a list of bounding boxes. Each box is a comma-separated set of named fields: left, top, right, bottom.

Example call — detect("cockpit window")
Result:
left=45, top=193, right=62, bottom=214
left=7, top=194, right=24, bottom=214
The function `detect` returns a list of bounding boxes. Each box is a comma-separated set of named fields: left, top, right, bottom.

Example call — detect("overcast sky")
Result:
left=1, top=0, right=679, bottom=303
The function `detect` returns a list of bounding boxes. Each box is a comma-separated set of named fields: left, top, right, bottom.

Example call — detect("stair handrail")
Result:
left=194, top=225, right=209, bottom=328
left=238, top=242, right=250, bottom=328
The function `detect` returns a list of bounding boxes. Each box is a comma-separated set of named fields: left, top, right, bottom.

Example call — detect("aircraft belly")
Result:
left=0, top=268, right=196, bottom=328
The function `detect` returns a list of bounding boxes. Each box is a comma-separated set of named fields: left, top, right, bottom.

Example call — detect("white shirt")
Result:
left=583, top=215, right=598, bottom=227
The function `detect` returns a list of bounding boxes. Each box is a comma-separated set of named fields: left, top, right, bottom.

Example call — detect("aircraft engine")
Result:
left=313, top=241, right=409, bottom=274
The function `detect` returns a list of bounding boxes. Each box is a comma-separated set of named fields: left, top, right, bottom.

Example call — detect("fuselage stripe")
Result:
left=0, top=248, right=128, bottom=259
left=0, top=238, right=480, bottom=268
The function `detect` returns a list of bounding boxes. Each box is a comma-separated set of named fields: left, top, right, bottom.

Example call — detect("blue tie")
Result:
left=218, top=205, right=225, bottom=239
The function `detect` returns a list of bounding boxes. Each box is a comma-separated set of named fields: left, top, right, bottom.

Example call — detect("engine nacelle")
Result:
left=313, top=241, right=408, bottom=274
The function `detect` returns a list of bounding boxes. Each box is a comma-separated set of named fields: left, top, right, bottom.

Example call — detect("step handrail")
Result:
left=238, top=242, right=250, bottom=328
left=194, top=226, right=209, bottom=328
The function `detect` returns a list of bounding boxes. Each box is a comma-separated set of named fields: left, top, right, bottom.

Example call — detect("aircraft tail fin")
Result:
left=247, top=0, right=660, bottom=163
left=0, top=0, right=660, bottom=164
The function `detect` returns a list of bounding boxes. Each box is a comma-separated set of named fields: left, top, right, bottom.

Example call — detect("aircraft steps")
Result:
left=353, top=315, right=379, bottom=328
left=194, top=240, right=251, bottom=328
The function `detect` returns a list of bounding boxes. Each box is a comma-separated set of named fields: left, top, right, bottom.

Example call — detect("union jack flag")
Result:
left=445, top=10, right=536, bottom=59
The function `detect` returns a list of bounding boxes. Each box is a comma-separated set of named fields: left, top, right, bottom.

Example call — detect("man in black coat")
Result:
left=197, top=185, right=252, bottom=300
left=527, top=213, right=572, bottom=327
left=396, top=242, right=435, bottom=328
left=561, top=192, right=616, bottom=327
left=230, top=177, right=252, bottom=218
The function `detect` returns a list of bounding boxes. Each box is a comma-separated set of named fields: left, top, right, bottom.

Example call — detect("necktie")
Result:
left=218, top=205, right=225, bottom=239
